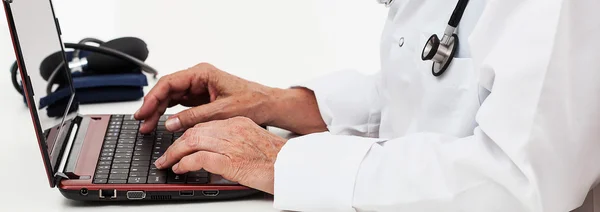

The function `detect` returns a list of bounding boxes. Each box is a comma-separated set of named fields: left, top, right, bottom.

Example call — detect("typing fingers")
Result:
left=154, top=133, right=229, bottom=171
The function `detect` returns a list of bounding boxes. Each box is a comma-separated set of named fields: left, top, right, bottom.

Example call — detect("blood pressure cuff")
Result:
left=38, top=73, right=148, bottom=117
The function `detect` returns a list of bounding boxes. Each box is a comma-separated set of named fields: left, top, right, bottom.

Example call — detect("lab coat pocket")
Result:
left=417, top=34, right=480, bottom=136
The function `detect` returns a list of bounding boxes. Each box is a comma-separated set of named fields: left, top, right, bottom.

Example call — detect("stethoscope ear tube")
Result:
left=448, top=0, right=470, bottom=28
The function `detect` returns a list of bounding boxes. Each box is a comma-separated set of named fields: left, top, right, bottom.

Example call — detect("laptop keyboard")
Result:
left=93, top=114, right=210, bottom=184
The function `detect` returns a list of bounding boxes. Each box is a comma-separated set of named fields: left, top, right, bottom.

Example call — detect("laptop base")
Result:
left=59, top=187, right=261, bottom=201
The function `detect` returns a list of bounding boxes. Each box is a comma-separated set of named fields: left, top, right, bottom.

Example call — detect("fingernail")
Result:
left=155, top=156, right=166, bottom=168
left=172, top=163, right=179, bottom=172
left=166, top=117, right=182, bottom=132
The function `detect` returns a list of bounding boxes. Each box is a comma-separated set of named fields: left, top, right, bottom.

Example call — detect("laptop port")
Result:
left=80, top=188, right=88, bottom=196
left=201, top=190, right=219, bottom=197
left=179, top=190, right=194, bottom=196
left=99, top=189, right=117, bottom=199
left=126, top=191, right=146, bottom=200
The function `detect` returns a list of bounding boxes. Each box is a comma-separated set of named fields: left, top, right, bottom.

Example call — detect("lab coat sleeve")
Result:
left=296, top=69, right=382, bottom=138
left=273, top=1, right=600, bottom=211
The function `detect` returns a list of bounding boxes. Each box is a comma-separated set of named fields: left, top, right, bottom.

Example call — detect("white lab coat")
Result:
left=273, top=0, right=600, bottom=211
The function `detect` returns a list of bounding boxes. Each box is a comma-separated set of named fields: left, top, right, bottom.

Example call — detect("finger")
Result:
left=165, top=99, right=231, bottom=132
left=135, top=70, right=207, bottom=120
left=168, top=94, right=210, bottom=108
left=171, top=151, right=229, bottom=175
left=154, top=134, right=229, bottom=169
left=138, top=99, right=169, bottom=134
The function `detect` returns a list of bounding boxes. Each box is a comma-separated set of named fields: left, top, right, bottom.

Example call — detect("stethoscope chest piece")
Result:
left=421, top=33, right=459, bottom=77
left=420, top=0, right=469, bottom=77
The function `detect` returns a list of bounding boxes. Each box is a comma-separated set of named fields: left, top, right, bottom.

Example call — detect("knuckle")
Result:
left=194, top=62, right=216, bottom=73
left=183, top=110, right=202, bottom=126
left=185, top=137, right=198, bottom=148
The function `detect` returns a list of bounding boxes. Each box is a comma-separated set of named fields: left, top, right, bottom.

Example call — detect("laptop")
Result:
left=3, top=0, right=259, bottom=201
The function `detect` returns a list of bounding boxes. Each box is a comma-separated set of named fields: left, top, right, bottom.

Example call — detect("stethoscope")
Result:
left=379, top=0, right=470, bottom=77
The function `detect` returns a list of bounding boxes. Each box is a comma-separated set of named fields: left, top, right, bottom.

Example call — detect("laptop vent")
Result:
left=150, top=195, right=172, bottom=200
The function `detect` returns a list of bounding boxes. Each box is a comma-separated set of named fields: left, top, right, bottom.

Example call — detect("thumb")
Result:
left=166, top=99, right=230, bottom=132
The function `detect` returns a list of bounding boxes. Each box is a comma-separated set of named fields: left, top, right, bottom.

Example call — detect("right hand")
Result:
left=134, top=62, right=278, bottom=134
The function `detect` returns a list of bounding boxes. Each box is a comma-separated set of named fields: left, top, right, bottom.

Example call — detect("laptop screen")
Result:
left=4, top=0, right=78, bottom=186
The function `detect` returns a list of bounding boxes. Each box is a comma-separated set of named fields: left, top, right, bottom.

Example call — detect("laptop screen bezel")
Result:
left=2, top=0, right=77, bottom=188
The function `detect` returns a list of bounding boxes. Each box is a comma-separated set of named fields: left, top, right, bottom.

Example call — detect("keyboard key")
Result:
left=96, top=169, right=109, bottom=174
left=113, top=159, right=131, bottom=164
left=149, top=170, right=167, bottom=176
left=108, top=128, right=120, bottom=133
left=120, top=130, right=138, bottom=135
left=94, top=179, right=107, bottom=184
left=131, top=161, right=150, bottom=167
left=117, top=144, right=134, bottom=149
left=123, top=121, right=140, bottom=125
left=108, top=180, right=127, bottom=184
left=115, top=152, right=133, bottom=157
left=110, top=169, right=129, bottom=174
left=120, top=135, right=137, bottom=139
left=167, top=172, right=187, bottom=184
left=133, top=155, right=150, bottom=161
left=100, top=156, right=112, bottom=161
left=188, top=171, right=209, bottom=178
left=104, top=140, right=117, bottom=145
left=105, top=136, right=118, bottom=140
left=112, top=164, right=130, bottom=169
left=97, top=165, right=110, bottom=170
left=109, top=125, right=121, bottom=129
left=128, top=177, right=147, bottom=184
left=115, top=149, right=133, bottom=154
left=122, top=125, right=139, bottom=130
left=114, top=156, right=132, bottom=161
left=123, top=115, right=136, bottom=121
left=98, top=161, right=111, bottom=166
left=135, top=146, right=152, bottom=151
left=109, top=121, right=122, bottom=125
left=109, top=174, right=128, bottom=180
left=130, top=167, right=149, bottom=173
left=186, top=177, right=209, bottom=184
left=118, top=139, right=135, bottom=144
left=95, top=174, right=108, bottom=179
left=159, top=115, right=170, bottom=121
left=134, top=150, right=151, bottom=156
left=104, top=144, right=116, bottom=149
left=129, top=172, right=148, bottom=177
left=110, top=115, right=123, bottom=120
left=147, top=175, right=167, bottom=184
left=101, top=152, right=114, bottom=157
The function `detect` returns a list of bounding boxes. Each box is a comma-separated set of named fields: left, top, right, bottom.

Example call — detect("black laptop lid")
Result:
left=3, top=0, right=78, bottom=187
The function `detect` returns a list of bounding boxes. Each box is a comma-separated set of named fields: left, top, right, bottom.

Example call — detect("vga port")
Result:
left=126, top=191, right=146, bottom=200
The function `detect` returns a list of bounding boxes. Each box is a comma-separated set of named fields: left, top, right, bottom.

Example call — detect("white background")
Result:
left=0, top=0, right=387, bottom=211
left=0, top=0, right=387, bottom=88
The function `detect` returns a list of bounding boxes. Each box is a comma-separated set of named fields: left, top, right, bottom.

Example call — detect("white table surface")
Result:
left=0, top=80, right=283, bottom=211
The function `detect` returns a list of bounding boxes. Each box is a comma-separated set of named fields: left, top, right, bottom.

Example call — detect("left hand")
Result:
left=154, top=116, right=287, bottom=194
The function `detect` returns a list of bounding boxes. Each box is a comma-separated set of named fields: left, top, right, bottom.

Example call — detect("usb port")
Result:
left=201, top=190, right=219, bottom=197
left=179, top=190, right=194, bottom=196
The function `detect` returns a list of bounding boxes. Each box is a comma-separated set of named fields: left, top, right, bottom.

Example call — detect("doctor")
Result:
left=135, top=0, right=600, bottom=211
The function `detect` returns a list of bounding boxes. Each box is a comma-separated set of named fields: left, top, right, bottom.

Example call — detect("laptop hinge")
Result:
left=55, top=115, right=84, bottom=181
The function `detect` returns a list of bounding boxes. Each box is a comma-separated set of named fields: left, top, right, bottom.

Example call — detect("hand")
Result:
left=154, top=116, right=286, bottom=194
left=134, top=62, right=278, bottom=134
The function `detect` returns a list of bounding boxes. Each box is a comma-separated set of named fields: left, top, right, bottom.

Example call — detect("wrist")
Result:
left=264, top=87, right=327, bottom=134
left=263, top=87, right=289, bottom=126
